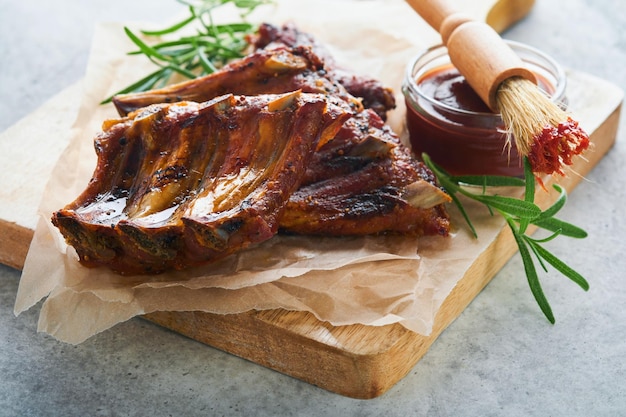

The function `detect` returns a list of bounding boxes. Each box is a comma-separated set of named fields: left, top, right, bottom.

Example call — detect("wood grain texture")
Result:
left=0, top=220, right=33, bottom=271
left=1, top=66, right=622, bottom=401
left=486, top=0, right=536, bottom=32
left=0, top=0, right=623, bottom=399
left=0, top=71, right=621, bottom=400
left=407, top=0, right=540, bottom=109
left=145, top=90, right=621, bottom=399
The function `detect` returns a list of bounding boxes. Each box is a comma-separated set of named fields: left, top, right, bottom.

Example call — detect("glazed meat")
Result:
left=109, top=24, right=451, bottom=241
left=248, top=22, right=397, bottom=120
left=279, top=109, right=451, bottom=236
left=52, top=92, right=350, bottom=274
left=112, top=46, right=362, bottom=117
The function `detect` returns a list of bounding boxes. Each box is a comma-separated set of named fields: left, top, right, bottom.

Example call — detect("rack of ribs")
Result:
left=52, top=92, right=351, bottom=275
left=111, top=37, right=451, bottom=232
left=112, top=45, right=363, bottom=117
left=53, top=23, right=451, bottom=275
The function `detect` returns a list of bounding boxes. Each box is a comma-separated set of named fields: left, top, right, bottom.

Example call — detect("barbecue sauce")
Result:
left=405, top=63, right=557, bottom=177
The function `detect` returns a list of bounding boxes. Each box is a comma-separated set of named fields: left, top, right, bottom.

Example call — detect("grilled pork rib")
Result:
left=109, top=26, right=451, bottom=242
left=247, top=22, right=397, bottom=120
left=279, top=109, right=451, bottom=236
left=112, top=46, right=362, bottom=117
left=53, top=92, right=350, bottom=274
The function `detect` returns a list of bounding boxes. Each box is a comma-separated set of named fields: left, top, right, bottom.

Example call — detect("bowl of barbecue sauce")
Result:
left=402, top=41, right=567, bottom=177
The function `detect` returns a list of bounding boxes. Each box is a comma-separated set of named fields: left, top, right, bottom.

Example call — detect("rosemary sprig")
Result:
left=423, top=154, right=589, bottom=323
left=101, top=0, right=273, bottom=104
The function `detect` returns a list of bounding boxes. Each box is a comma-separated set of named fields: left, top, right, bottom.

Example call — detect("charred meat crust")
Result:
left=279, top=110, right=451, bottom=236
left=53, top=23, right=452, bottom=275
left=53, top=92, right=350, bottom=275
left=248, top=22, right=397, bottom=120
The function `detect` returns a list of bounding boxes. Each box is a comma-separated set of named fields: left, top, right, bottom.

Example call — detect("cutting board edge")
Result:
left=142, top=98, right=622, bottom=399
left=141, top=216, right=522, bottom=399
left=0, top=0, right=621, bottom=396
left=0, top=220, right=33, bottom=271
left=143, top=309, right=425, bottom=399
left=2, top=75, right=621, bottom=399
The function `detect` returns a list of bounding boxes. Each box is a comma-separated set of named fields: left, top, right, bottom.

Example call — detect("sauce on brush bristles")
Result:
left=496, top=76, right=590, bottom=176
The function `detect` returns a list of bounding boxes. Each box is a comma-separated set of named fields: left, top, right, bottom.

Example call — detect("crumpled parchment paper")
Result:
left=14, top=0, right=506, bottom=344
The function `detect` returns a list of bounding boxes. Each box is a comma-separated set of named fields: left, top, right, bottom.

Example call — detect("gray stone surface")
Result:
left=1, top=0, right=625, bottom=415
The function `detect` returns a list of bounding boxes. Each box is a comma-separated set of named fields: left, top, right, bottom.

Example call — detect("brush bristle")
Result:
left=496, top=77, right=590, bottom=175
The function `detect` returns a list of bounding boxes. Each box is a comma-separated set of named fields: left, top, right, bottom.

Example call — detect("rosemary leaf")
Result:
left=164, top=63, right=198, bottom=79
left=536, top=184, right=567, bottom=220
left=124, top=27, right=173, bottom=62
left=527, top=241, right=590, bottom=290
left=523, top=157, right=536, bottom=203
left=204, top=22, right=254, bottom=36
left=532, top=217, right=588, bottom=238
left=519, top=158, right=535, bottom=233
left=528, top=229, right=563, bottom=244
left=102, top=0, right=272, bottom=103
left=510, top=224, right=556, bottom=324
left=100, top=67, right=170, bottom=104
left=153, top=68, right=175, bottom=89
left=526, top=234, right=551, bottom=273
left=194, top=41, right=218, bottom=73
left=451, top=191, right=479, bottom=238
left=140, top=11, right=197, bottom=36
left=423, top=152, right=588, bottom=324
left=471, top=194, right=541, bottom=219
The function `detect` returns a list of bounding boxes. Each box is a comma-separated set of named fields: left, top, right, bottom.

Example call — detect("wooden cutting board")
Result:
left=0, top=0, right=535, bottom=272
left=145, top=70, right=622, bottom=397
left=1, top=0, right=623, bottom=399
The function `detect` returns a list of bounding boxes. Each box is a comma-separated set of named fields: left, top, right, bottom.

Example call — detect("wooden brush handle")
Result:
left=405, top=0, right=537, bottom=111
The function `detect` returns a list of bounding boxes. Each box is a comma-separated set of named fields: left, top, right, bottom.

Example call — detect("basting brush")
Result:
left=405, top=0, right=590, bottom=176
